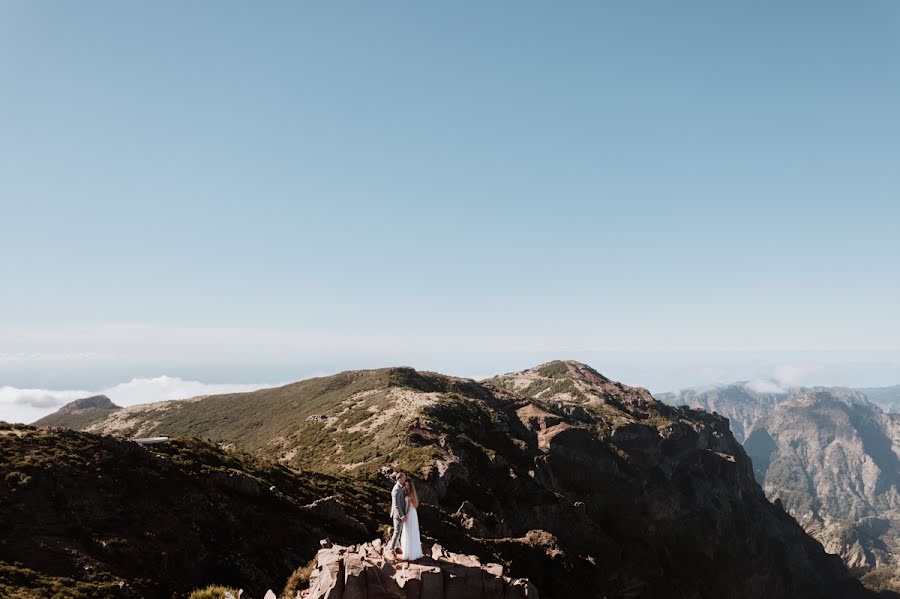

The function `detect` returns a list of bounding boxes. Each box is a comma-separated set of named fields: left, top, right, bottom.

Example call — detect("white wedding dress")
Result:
left=400, top=496, right=423, bottom=560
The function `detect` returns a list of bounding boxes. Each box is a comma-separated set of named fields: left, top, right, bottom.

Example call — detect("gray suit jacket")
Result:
left=390, top=482, right=407, bottom=519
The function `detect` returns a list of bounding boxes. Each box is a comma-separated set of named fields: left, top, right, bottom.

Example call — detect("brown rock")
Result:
left=342, top=552, right=367, bottom=599
left=364, top=564, right=403, bottom=599
left=302, top=540, right=537, bottom=599
left=419, top=566, right=444, bottom=599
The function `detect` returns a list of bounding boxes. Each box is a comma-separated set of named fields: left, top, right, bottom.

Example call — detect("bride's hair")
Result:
left=405, top=480, right=419, bottom=508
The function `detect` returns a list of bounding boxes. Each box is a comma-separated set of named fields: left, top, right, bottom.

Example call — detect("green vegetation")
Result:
left=188, top=585, right=241, bottom=599
left=520, top=377, right=588, bottom=402
left=280, top=557, right=317, bottom=599
left=0, top=424, right=386, bottom=599
left=535, top=361, right=569, bottom=378
left=33, top=407, right=121, bottom=430
left=0, top=561, right=129, bottom=599
left=38, top=368, right=452, bottom=477
left=859, top=565, right=900, bottom=594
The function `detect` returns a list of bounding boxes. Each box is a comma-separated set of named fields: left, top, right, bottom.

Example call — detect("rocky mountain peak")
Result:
left=527, top=359, right=611, bottom=384
left=486, top=359, right=655, bottom=409
left=57, top=395, right=121, bottom=414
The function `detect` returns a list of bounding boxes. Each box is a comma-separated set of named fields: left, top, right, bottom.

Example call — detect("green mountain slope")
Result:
left=33, top=395, right=123, bottom=430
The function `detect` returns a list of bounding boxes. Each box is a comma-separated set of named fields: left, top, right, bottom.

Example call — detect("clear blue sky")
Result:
left=1, top=1, right=898, bottom=420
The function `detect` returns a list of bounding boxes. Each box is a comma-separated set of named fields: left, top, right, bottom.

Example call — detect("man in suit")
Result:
left=386, top=471, right=407, bottom=558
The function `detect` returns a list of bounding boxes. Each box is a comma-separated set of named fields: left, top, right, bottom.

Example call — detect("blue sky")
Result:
left=1, top=2, right=898, bottom=421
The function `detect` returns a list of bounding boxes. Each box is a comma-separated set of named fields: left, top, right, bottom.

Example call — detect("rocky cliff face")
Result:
left=421, top=361, right=874, bottom=598
left=745, top=389, right=900, bottom=586
left=302, top=540, right=538, bottom=599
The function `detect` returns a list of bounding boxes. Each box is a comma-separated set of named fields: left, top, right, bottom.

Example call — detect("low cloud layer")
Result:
left=2, top=387, right=91, bottom=409
left=0, top=376, right=277, bottom=424
left=744, top=364, right=828, bottom=394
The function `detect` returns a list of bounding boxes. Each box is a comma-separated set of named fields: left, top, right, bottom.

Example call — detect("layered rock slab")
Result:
left=302, top=541, right=537, bottom=599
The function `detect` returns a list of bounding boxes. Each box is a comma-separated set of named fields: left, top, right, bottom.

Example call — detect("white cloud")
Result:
left=1, top=387, right=91, bottom=409
left=771, top=364, right=826, bottom=387
left=0, top=377, right=278, bottom=424
left=744, top=363, right=828, bottom=394
left=100, top=376, right=274, bottom=406
left=744, top=379, right=788, bottom=394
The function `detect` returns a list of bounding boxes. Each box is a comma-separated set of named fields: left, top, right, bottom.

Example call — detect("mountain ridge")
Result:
left=27, top=361, right=891, bottom=598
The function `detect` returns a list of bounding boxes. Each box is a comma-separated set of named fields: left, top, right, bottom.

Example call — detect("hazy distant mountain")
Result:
left=32, top=394, right=122, bottom=429
left=655, top=384, right=788, bottom=443
left=29, top=360, right=878, bottom=598
left=858, top=385, right=900, bottom=414
left=656, top=383, right=900, bottom=443
left=657, top=382, right=900, bottom=591
left=744, top=389, right=900, bottom=592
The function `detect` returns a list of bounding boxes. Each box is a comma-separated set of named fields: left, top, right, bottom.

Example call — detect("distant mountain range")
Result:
left=858, top=385, right=900, bottom=414
left=654, top=384, right=786, bottom=443
left=26, top=360, right=884, bottom=598
left=657, top=382, right=900, bottom=593
left=654, top=383, right=899, bottom=445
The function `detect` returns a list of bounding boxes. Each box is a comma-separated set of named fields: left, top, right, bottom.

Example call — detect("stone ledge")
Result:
left=302, top=539, right=538, bottom=599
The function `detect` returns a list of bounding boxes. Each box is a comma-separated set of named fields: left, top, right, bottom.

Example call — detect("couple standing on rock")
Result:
left=385, top=470, right=423, bottom=561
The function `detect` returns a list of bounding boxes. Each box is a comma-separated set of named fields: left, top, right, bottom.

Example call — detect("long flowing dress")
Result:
left=400, top=496, right=423, bottom=560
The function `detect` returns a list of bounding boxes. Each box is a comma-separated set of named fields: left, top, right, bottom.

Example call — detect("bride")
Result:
left=400, top=479, right=423, bottom=560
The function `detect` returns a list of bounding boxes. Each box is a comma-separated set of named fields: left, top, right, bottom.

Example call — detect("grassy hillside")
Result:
left=0, top=423, right=384, bottom=599
left=33, top=407, right=121, bottom=431
left=57, top=368, right=489, bottom=476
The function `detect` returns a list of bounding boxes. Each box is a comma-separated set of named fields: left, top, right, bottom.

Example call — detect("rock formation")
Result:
left=302, top=540, right=537, bottom=599
left=33, top=394, right=122, bottom=429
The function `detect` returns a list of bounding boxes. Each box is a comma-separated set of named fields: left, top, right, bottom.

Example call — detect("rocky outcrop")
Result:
left=33, top=394, right=123, bottom=429
left=58, top=394, right=120, bottom=413
left=462, top=363, right=881, bottom=598
left=302, top=540, right=537, bottom=599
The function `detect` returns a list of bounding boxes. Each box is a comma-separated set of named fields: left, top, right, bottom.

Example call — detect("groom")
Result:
left=386, top=471, right=407, bottom=559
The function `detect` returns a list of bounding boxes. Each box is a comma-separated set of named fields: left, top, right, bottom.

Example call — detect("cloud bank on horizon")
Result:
left=0, top=376, right=277, bottom=425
